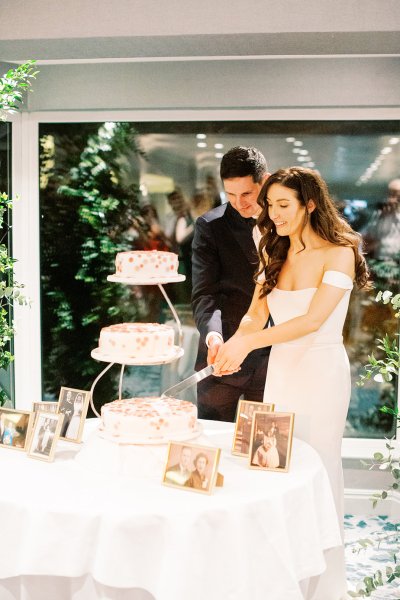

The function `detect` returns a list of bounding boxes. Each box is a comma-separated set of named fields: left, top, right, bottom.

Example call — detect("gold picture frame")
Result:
left=58, top=387, right=91, bottom=443
left=162, top=441, right=221, bottom=495
left=27, top=412, right=64, bottom=462
left=0, top=407, right=34, bottom=452
left=232, top=399, right=275, bottom=457
left=249, top=411, right=295, bottom=473
left=32, top=401, right=59, bottom=414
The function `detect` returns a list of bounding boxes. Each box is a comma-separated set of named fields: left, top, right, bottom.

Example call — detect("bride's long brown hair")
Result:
left=256, top=167, right=371, bottom=297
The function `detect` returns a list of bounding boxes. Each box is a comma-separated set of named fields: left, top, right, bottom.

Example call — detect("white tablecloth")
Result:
left=0, top=419, right=341, bottom=600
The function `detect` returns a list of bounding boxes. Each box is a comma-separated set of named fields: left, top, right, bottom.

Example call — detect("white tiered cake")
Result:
left=99, top=397, right=198, bottom=444
left=99, top=323, right=175, bottom=359
left=114, top=250, right=179, bottom=279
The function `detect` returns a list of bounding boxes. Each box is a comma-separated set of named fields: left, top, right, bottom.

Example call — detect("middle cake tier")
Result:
left=99, top=322, right=175, bottom=359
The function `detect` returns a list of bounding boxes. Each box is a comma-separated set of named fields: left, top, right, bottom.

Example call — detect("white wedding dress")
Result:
left=263, top=270, right=353, bottom=600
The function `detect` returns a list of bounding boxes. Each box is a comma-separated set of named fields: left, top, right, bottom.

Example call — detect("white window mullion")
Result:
left=12, top=112, right=42, bottom=409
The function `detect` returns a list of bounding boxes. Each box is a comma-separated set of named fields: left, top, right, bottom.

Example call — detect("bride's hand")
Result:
left=213, top=336, right=252, bottom=375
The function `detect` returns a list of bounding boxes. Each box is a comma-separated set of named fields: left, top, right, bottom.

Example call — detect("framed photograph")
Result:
left=32, top=401, right=59, bottom=414
left=58, top=387, right=91, bottom=443
left=162, top=442, right=221, bottom=495
left=0, top=407, right=34, bottom=451
left=27, top=412, right=64, bottom=462
left=232, top=400, right=275, bottom=457
left=249, top=411, right=295, bottom=473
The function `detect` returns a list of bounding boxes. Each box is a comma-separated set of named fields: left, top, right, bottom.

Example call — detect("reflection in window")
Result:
left=39, top=121, right=399, bottom=436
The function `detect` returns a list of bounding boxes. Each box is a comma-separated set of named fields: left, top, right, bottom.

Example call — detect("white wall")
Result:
left=1, top=0, right=398, bottom=113
left=25, top=57, right=400, bottom=112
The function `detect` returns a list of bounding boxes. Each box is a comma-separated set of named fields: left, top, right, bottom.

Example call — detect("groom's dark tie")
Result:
left=243, top=216, right=255, bottom=230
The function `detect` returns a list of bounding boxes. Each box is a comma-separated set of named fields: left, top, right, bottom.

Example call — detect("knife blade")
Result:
left=161, top=364, right=215, bottom=398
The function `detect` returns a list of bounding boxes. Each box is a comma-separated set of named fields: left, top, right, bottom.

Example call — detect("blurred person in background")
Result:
left=362, top=177, right=400, bottom=288
left=167, top=188, right=194, bottom=299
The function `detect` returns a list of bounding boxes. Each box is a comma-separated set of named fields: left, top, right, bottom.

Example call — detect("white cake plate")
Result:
left=107, top=274, right=186, bottom=285
left=91, top=345, right=184, bottom=366
left=97, top=422, right=203, bottom=445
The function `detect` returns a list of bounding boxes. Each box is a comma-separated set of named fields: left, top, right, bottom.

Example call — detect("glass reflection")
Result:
left=39, top=121, right=399, bottom=436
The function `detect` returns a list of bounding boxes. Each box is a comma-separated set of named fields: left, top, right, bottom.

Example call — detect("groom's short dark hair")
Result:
left=220, top=146, right=267, bottom=183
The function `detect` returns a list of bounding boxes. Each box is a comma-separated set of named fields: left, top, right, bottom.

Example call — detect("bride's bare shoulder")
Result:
left=323, top=244, right=355, bottom=273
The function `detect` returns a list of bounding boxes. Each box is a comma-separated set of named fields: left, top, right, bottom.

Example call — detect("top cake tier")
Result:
left=114, top=250, right=179, bottom=279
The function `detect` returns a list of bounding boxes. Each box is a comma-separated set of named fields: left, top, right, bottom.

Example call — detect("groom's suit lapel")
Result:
left=223, top=203, right=258, bottom=268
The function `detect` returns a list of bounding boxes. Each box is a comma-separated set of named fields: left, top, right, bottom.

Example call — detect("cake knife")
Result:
left=161, top=364, right=215, bottom=398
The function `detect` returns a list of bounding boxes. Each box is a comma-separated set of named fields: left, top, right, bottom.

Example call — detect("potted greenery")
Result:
left=0, top=60, right=38, bottom=406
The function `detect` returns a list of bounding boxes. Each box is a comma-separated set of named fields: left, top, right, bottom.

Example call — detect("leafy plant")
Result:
left=358, top=291, right=400, bottom=387
left=0, top=60, right=38, bottom=119
left=0, top=60, right=38, bottom=405
left=349, top=290, right=400, bottom=597
left=40, top=122, right=146, bottom=405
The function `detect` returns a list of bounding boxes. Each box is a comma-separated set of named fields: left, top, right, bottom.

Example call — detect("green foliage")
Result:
left=358, top=292, right=399, bottom=386
left=40, top=122, right=145, bottom=403
left=0, top=193, right=30, bottom=405
left=351, top=289, right=400, bottom=596
left=0, top=60, right=38, bottom=119
left=0, top=61, right=37, bottom=405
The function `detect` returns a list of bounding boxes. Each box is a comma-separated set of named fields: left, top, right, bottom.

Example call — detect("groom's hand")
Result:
left=208, top=335, right=241, bottom=377
left=207, top=334, right=223, bottom=366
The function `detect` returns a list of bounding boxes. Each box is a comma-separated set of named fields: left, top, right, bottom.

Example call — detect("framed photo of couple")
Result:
left=57, top=387, right=91, bottom=443
left=162, top=442, right=222, bottom=495
left=249, top=411, right=295, bottom=473
left=27, top=412, right=64, bottom=462
left=232, top=400, right=275, bottom=457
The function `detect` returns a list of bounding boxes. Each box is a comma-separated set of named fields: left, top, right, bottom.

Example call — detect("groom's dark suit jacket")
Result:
left=191, top=202, right=270, bottom=378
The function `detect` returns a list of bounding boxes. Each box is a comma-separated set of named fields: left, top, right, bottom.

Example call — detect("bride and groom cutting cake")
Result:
left=191, top=146, right=371, bottom=600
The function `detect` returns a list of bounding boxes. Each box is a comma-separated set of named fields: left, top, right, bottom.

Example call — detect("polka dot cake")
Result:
left=114, top=250, right=179, bottom=279
left=100, top=397, right=198, bottom=443
left=99, top=323, right=175, bottom=359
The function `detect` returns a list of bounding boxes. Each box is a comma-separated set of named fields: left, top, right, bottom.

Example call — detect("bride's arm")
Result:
left=214, top=246, right=354, bottom=373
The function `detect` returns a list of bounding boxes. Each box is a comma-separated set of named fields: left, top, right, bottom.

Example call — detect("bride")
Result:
left=213, top=167, right=371, bottom=600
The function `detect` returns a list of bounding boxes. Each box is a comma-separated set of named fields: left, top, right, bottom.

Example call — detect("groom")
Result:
left=191, top=146, right=271, bottom=422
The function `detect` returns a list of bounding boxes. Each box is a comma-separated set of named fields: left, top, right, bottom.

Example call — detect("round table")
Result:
left=0, top=419, right=341, bottom=600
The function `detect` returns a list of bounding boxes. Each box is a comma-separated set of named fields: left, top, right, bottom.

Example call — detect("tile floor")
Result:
left=345, top=514, right=400, bottom=598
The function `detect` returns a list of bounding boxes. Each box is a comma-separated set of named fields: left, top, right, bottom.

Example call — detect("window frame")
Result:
left=11, top=107, right=400, bottom=459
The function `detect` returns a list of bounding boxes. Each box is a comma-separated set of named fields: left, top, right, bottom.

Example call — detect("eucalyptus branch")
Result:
left=357, top=291, right=400, bottom=387
left=0, top=61, right=38, bottom=405
left=0, top=60, right=39, bottom=119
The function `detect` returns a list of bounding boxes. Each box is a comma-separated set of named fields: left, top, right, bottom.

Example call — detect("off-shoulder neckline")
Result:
left=274, top=287, right=317, bottom=292
left=275, top=270, right=353, bottom=292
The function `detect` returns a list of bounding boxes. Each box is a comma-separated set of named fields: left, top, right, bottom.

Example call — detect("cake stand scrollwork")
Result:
left=89, top=274, right=186, bottom=419
left=107, top=274, right=186, bottom=347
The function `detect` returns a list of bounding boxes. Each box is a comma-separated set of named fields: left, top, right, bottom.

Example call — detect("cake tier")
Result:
left=99, top=323, right=174, bottom=358
left=115, top=250, right=179, bottom=279
left=100, top=397, right=198, bottom=443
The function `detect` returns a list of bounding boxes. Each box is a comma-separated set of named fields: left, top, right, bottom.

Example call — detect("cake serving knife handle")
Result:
left=161, top=364, right=215, bottom=398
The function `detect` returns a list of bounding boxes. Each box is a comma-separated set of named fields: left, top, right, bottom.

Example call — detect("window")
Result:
left=38, top=120, right=399, bottom=437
